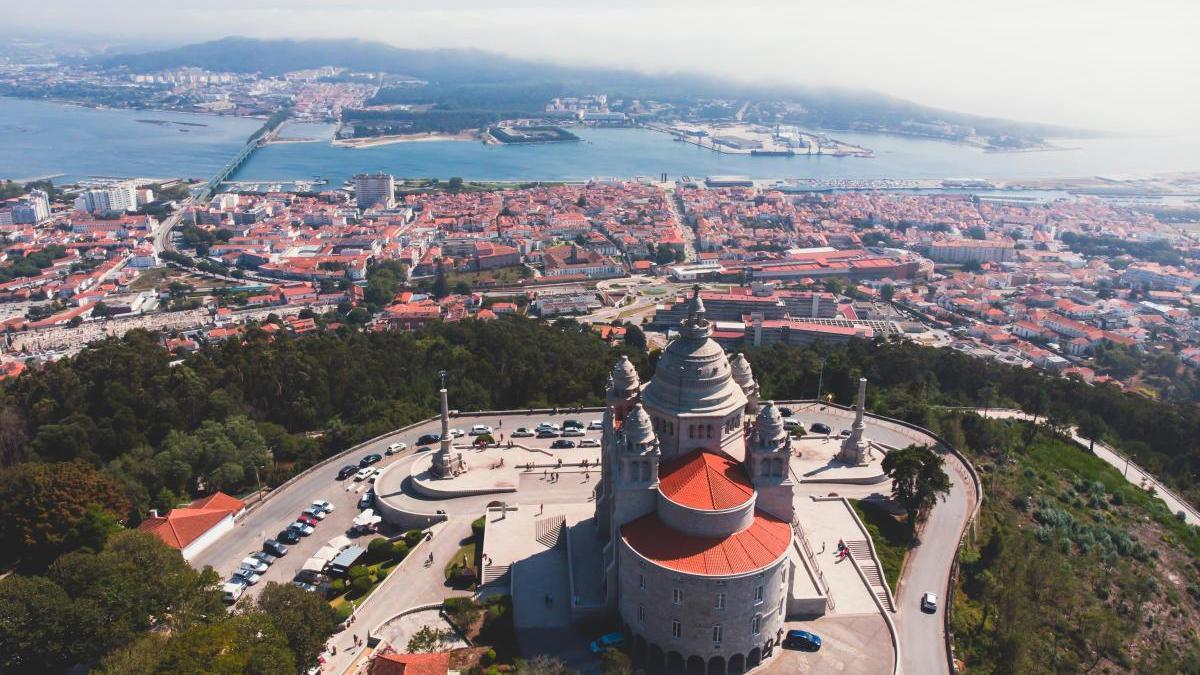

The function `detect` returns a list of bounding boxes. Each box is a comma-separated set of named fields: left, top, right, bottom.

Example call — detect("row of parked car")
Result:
left=222, top=499, right=336, bottom=603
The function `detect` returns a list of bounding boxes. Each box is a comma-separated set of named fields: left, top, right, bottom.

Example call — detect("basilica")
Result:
left=595, top=287, right=800, bottom=674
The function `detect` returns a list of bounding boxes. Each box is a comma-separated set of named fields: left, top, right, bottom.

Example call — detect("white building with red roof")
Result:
left=136, top=492, right=245, bottom=561
left=596, top=288, right=804, bottom=673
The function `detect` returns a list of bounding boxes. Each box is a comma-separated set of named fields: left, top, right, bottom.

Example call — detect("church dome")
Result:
left=755, top=401, right=787, bottom=445
left=730, top=353, right=755, bottom=389
left=642, top=287, right=747, bottom=416
left=610, top=354, right=640, bottom=394
left=623, top=403, right=657, bottom=449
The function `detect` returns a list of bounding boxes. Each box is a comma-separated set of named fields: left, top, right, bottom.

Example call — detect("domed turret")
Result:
left=754, top=401, right=787, bottom=447
left=730, top=353, right=760, bottom=414
left=610, top=355, right=640, bottom=394
left=623, top=403, right=657, bottom=451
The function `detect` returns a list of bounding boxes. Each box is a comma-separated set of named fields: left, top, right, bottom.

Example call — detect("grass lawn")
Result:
left=445, top=267, right=531, bottom=288
left=852, top=499, right=913, bottom=594
left=128, top=268, right=177, bottom=291
left=444, top=540, right=478, bottom=582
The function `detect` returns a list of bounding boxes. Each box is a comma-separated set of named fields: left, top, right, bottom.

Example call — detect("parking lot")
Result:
left=188, top=410, right=606, bottom=604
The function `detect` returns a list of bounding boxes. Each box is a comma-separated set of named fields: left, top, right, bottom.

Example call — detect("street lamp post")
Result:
left=815, top=358, right=826, bottom=402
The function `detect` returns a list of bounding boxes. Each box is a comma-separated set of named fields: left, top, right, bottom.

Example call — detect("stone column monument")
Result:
left=432, top=370, right=465, bottom=478
left=837, top=377, right=871, bottom=466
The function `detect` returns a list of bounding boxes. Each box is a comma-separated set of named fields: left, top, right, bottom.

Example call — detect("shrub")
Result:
left=471, top=516, right=486, bottom=540
left=351, top=575, right=374, bottom=595
left=334, top=603, right=353, bottom=623
left=376, top=567, right=390, bottom=581
left=348, top=565, right=370, bottom=580
left=332, top=578, right=347, bottom=592
left=392, top=540, right=410, bottom=560
left=404, top=529, right=425, bottom=547
left=368, top=537, right=393, bottom=558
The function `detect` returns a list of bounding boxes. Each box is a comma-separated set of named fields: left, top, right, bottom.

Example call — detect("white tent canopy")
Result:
left=327, top=535, right=353, bottom=551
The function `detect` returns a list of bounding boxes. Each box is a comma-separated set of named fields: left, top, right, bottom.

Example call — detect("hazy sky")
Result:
left=15, top=0, right=1200, bottom=133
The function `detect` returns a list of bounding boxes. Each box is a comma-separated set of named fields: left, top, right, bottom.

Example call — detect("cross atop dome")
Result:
left=681, top=284, right=712, bottom=339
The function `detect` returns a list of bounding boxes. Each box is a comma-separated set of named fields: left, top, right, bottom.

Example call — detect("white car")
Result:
left=588, top=420, right=603, bottom=430
left=354, top=467, right=374, bottom=481
left=470, top=424, right=493, bottom=435
left=302, top=506, right=327, bottom=520
left=561, top=427, right=585, bottom=437
left=311, top=500, right=334, bottom=514
left=239, top=557, right=269, bottom=574
left=511, top=427, right=535, bottom=438
left=232, top=568, right=262, bottom=586
left=367, top=469, right=381, bottom=483
left=222, top=580, right=247, bottom=603
left=386, top=442, right=407, bottom=455
left=579, top=438, right=600, bottom=448
left=449, top=428, right=465, bottom=438
left=536, top=422, right=560, bottom=433
left=921, top=592, right=938, bottom=612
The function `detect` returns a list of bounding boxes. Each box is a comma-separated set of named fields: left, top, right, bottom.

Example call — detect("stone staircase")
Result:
left=845, top=539, right=894, bottom=612
left=481, top=563, right=512, bottom=589
left=536, top=515, right=566, bottom=548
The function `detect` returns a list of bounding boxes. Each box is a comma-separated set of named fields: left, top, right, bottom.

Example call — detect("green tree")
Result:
left=599, top=648, right=632, bottom=675
left=255, top=582, right=339, bottom=672
left=880, top=284, right=895, bottom=302
left=881, top=445, right=952, bottom=523
left=431, top=264, right=449, bottom=299
left=447, top=176, right=465, bottom=193
left=0, top=460, right=129, bottom=566
left=99, top=613, right=295, bottom=675
left=1076, top=414, right=1107, bottom=454
left=0, top=574, right=94, bottom=673
left=406, top=625, right=452, bottom=653
left=623, top=323, right=647, bottom=351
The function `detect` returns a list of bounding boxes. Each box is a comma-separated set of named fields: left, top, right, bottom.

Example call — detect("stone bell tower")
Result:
left=747, top=401, right=795, bottom=521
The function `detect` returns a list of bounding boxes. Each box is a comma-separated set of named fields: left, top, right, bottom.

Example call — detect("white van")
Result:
left=222, top=580, right=247, bottom=604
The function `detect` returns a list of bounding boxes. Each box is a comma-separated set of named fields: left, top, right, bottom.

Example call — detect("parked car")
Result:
left=921, top=592, right=938, bottom=612
left=470, top=424, right=493, bottom=435
left=386, top=442, right=407, bottom=455
left=277, top=529, right=301, bottom=545
left=783, top=629, right=822, bottom=651
left=536, top=422, right=560, bottom=433
left=838, top=429, right=851, bottom=438
left=783, top=418, right=802, bottom=430
left=337, top=464, right=359, bottom=480
left=588, top=420, right=603, bottom=430
left=512, top=427, right=535, bottom=438
left=778, top=406, right=794, bottom=417
left=562, top=419, right=584, bottom=430
left=292, top=580, right=317, bottom=593
left=417, top=433, right=442, bottom=446
left=289, top=521, right=315, bottom=537
left=232, top=568, right=261, bottom=586
left=354, top=467, right=374, bottom=481
left=590, top=632, right=625, bottom=654
left=579, top=439, right=600, bottom=448
left=263, top=538, right=289, bottom=557
left=417, top=445, right=433, bottom=453
left=448, top=428, right=465, bottom=438
left=561, top=427, right=585, bottom=437
left=551, top=439, right=577, bottom=449
left=367, top=469, right=381, bottom=483
left=359, top=453, right=383, bottom=467
left=809, top=423, right=832, bottom=435
left=297, top=513, right=320, bottom=528
left=311, top=500, right=334, bottom=514
left=301, top=507, right=327, bottom=521
left=359, top=490, right=375, bottom=510
left=250, top=551, right=277, bottom=566
left=240, top=557, right=269, bottom=574
left=537, top=429, right=559, bottom=438
left=222, top=580, right=247, bottom=604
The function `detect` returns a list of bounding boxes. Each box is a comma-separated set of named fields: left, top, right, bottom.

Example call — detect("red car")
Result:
left=297, top=514, right=319, bottom=527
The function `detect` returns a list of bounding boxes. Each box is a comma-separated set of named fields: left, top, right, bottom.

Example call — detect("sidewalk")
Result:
left=320, top=518, right=473, bottom=675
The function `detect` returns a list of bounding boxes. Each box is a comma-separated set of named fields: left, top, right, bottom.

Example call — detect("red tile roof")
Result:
left=371, top=652, right=451, bottom=675
left=137, top=491, right=244, bottom=550
left=658, top=451, right=753, bottom=511
left=622, top=511, right=791, bottom=576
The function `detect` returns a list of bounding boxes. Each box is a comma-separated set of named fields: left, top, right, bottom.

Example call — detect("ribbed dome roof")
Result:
left=610, top=355, right=640, bottom=393
left=623, top=403, right=657, bottom=448
left=755, top=401, right=787, bottom=445
left=642, top=288, right=747, bottom=416
left=730, top=353, right=755, bottom=388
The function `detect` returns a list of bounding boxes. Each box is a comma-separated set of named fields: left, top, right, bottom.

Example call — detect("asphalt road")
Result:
left=191, top=410, right=608, bottom=603
left=779, top=402, right=974, bottom=675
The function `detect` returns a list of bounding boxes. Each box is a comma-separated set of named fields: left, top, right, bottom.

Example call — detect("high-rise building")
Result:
left=74, top=181, right=139, bottom=214
left=354, top=172, right=396, bottom=210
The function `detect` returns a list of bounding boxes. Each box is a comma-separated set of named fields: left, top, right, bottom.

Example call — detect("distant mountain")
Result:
left=97, top=37, right=1090, bottom=139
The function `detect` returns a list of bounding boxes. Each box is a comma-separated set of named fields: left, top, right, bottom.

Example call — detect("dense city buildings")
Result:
left=354, top=172, right=397, bottom=210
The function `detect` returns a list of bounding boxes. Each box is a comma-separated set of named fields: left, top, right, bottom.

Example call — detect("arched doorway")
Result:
left=649, top=644, right=666, bottom=673
left=667, top=651, right=685, bottom=674
left=728, top=653, right=745, bottom=674
left=707, top=655, right=726, bottom=675
left=686, top=655, right=706, bottom=675
left=747, top=648, right=761, bottom=668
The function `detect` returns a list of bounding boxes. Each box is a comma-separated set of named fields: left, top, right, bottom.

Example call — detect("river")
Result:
left=1, top=97, right=1197, bottom=184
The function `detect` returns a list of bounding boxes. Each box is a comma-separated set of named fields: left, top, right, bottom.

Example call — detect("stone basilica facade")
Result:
left=595, top=288, right=798, bottom=674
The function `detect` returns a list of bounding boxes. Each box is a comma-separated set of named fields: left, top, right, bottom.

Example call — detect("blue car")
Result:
left=590, top=632, right=625, bottom=654
left=783, top=629, right=822, bottom=651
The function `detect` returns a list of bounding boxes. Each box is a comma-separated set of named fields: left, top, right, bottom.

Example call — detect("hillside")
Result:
left=96, top=36, right=1087, bottom=140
